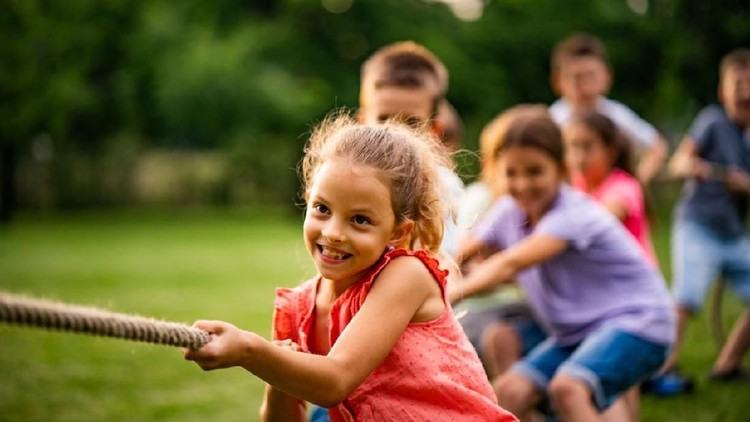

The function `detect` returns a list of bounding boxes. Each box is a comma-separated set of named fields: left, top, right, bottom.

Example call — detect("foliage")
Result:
left=1, top=0, right=748, bottom=207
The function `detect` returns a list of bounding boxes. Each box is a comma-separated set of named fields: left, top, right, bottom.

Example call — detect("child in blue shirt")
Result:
left=661, top=48, right=750, bottom=385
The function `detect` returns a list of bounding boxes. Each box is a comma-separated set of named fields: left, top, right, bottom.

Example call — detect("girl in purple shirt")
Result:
left=450, top=109, right=675, bottom=421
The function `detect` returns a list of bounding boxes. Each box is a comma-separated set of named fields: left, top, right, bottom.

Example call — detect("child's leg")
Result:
left=494, top=372, right=544, bottom=421
left=601, top=387, right=639, bottom=422
left=661, top=305, right=693, bottom=372
left=713, top=235, right=750, bottom=375
left=551, top=328, right=667, bottom=419
left=548, top=374, right=602, bottom=422
left=498, top=338, right=571, bottom=419
left=714, top=310, right=750, bottom=374
left=481, top=316, right=547, bottom=379
left=481, top=322, right=522, bottom=379
left=665, top=221, right=722, bottom=371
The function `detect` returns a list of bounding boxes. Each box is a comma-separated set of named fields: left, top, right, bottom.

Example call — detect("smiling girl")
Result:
left=450, top=109, right=674, bottom=421
left=563, top=110, right=657, bottom=266
left=183, top=114, right=516, bottom=422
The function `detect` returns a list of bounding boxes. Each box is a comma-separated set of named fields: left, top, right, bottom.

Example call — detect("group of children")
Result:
left=182, top=34, right=750, bottom=421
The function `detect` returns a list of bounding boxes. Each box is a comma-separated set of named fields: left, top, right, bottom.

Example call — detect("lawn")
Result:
left=0, top=206, right=748, bottom=421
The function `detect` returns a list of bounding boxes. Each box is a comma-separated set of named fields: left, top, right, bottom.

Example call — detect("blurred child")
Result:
left=183, top=114, right=516, bottom=422
left=358, top=41, right=464, bottom=257
left=456, top=105, right=549, bottom=376
left=549, top=32, right=668, bottom=185
left=661, top=48, right=750, bottom=386
left=436, top=100, right=464, bottom=154
left=563, top=110, right=658, bottom=266
left=450, top=110, right=675, bottom=421
left=563, top=110, right=658, bottom=419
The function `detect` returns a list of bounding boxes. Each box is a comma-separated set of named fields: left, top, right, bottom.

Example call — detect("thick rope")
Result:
left=0, top=292, right=211, bottom=349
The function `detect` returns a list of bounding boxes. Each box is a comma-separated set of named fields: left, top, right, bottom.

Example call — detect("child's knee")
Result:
left=481, top=322, right=517, bottom=353
left=548, top=375, right=589, bottom=407
left=494, top=372, right=535, bottom=405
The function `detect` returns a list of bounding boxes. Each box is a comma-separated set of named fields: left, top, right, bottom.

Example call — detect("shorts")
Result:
left=672, top=220, right=750, bottom=311
left=459, top=301, right=539, bottom=357
left=510, top=327, right=668, bottom=411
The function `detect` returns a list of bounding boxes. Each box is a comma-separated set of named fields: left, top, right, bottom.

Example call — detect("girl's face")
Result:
left=304, top=159, right=411, bottom=287
left=498, top=146, right=564, bottom=221
left=563, top=121, right=614, bottom=186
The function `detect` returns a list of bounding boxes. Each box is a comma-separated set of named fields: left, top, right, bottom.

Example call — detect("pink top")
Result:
left=571, top=169, right=658, bottom=266
left=274, top=248, right=517, bottom=422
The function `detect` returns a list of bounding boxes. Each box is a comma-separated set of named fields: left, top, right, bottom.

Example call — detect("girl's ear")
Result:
left=389, top=219, right=415, bottom=248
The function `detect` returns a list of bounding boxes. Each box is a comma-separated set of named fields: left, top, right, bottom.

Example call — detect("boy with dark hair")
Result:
left=660, top=48, right=750, bottom=389
left=549, top=32, right=668, bottom=184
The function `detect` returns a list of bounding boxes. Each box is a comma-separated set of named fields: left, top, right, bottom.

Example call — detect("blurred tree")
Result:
left=1, top=0, right=748, bottom=213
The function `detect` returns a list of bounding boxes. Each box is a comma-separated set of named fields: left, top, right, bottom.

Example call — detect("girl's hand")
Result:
left=182, top=320, right=256, bottom=371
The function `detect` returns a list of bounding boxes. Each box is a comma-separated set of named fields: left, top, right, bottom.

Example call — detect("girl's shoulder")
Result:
left=365, top=249, right=447, bottom=289
left=599, top=170, right=642, bottom=196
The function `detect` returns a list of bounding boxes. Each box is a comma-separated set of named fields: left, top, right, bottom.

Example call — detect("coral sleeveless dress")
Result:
left=274, top=248, right=517, bottom=421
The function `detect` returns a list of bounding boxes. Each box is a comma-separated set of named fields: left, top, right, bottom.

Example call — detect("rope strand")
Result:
left=0, top=292, right=211, bottom=349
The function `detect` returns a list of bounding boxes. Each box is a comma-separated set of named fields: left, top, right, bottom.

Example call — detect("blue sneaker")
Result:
left=641, top=370, right=694, bottom=396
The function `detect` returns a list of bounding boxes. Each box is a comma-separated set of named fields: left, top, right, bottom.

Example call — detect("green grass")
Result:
left=0, top=208, right=314, bottom=421
left=0, top=206, right=748, bottom=421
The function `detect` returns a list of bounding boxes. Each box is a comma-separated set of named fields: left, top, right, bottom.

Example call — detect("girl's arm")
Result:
left=260, top=384, right=307, bottom=422
left=184, top=256, right=441, bottom=408
left=449, top=234, right=567, bottom=304
left=259, top=340, right=307, bottom=422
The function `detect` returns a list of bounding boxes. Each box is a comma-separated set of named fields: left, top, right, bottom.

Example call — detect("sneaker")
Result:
left=709, top=367, right=750, bottom=383
left=641, top=370, right=694, bottom=396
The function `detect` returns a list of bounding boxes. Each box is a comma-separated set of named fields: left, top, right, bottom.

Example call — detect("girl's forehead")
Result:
left=498, top=145, right=563, bottom=167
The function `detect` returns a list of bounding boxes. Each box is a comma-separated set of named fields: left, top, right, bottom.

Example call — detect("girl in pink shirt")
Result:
left=563, top=110, right=658, bottom=266
left=183, top=114, right=516, bottom=422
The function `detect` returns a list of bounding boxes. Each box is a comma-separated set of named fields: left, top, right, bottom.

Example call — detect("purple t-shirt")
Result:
left=473, top=185, right=675, bottom=346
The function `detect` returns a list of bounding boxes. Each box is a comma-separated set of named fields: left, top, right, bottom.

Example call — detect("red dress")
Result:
left=274, top=248, right=518, bottom=421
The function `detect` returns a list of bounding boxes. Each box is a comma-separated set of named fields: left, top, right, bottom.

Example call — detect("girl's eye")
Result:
left=528, top=166, right=544, bottom=176
left=352, top=215, right=370, bottom=225
left=313, top=204, right=330, bottom=214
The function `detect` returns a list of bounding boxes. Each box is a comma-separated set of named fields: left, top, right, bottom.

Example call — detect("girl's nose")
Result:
left=322, top=219, right=347, bottom=242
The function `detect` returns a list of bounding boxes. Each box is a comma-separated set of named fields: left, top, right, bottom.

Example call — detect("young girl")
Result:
left=183, top=114, right=516, bottom=422
left=450, top=110, right=674, bottom=421
left=563, top=110, right=658, bottom=266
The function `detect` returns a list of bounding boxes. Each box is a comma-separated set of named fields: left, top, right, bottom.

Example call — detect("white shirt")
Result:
left=549, top=97, right=659, bottom=149
left=438, top=166, right=464, bottom=257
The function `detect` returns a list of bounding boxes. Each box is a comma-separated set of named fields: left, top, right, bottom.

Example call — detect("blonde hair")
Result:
left=479, top=104, right=549, bottom=197
left=301, top=112, right=449, bottom=253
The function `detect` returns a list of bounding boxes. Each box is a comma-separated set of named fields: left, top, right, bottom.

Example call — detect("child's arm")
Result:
left=636, top=134, right=668, bottom=184
left=184, top=256, right=442, bottom=408
left=668, top=136, right=712, bottom=180
left=259, top=340, right=307, bottom=422
left=455, top=235, right=497, bottom=267
left=448, top=234, right=567, bottom=304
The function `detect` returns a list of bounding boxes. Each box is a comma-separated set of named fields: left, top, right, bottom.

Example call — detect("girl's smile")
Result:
left=498, top=146, right=565, bottom=224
